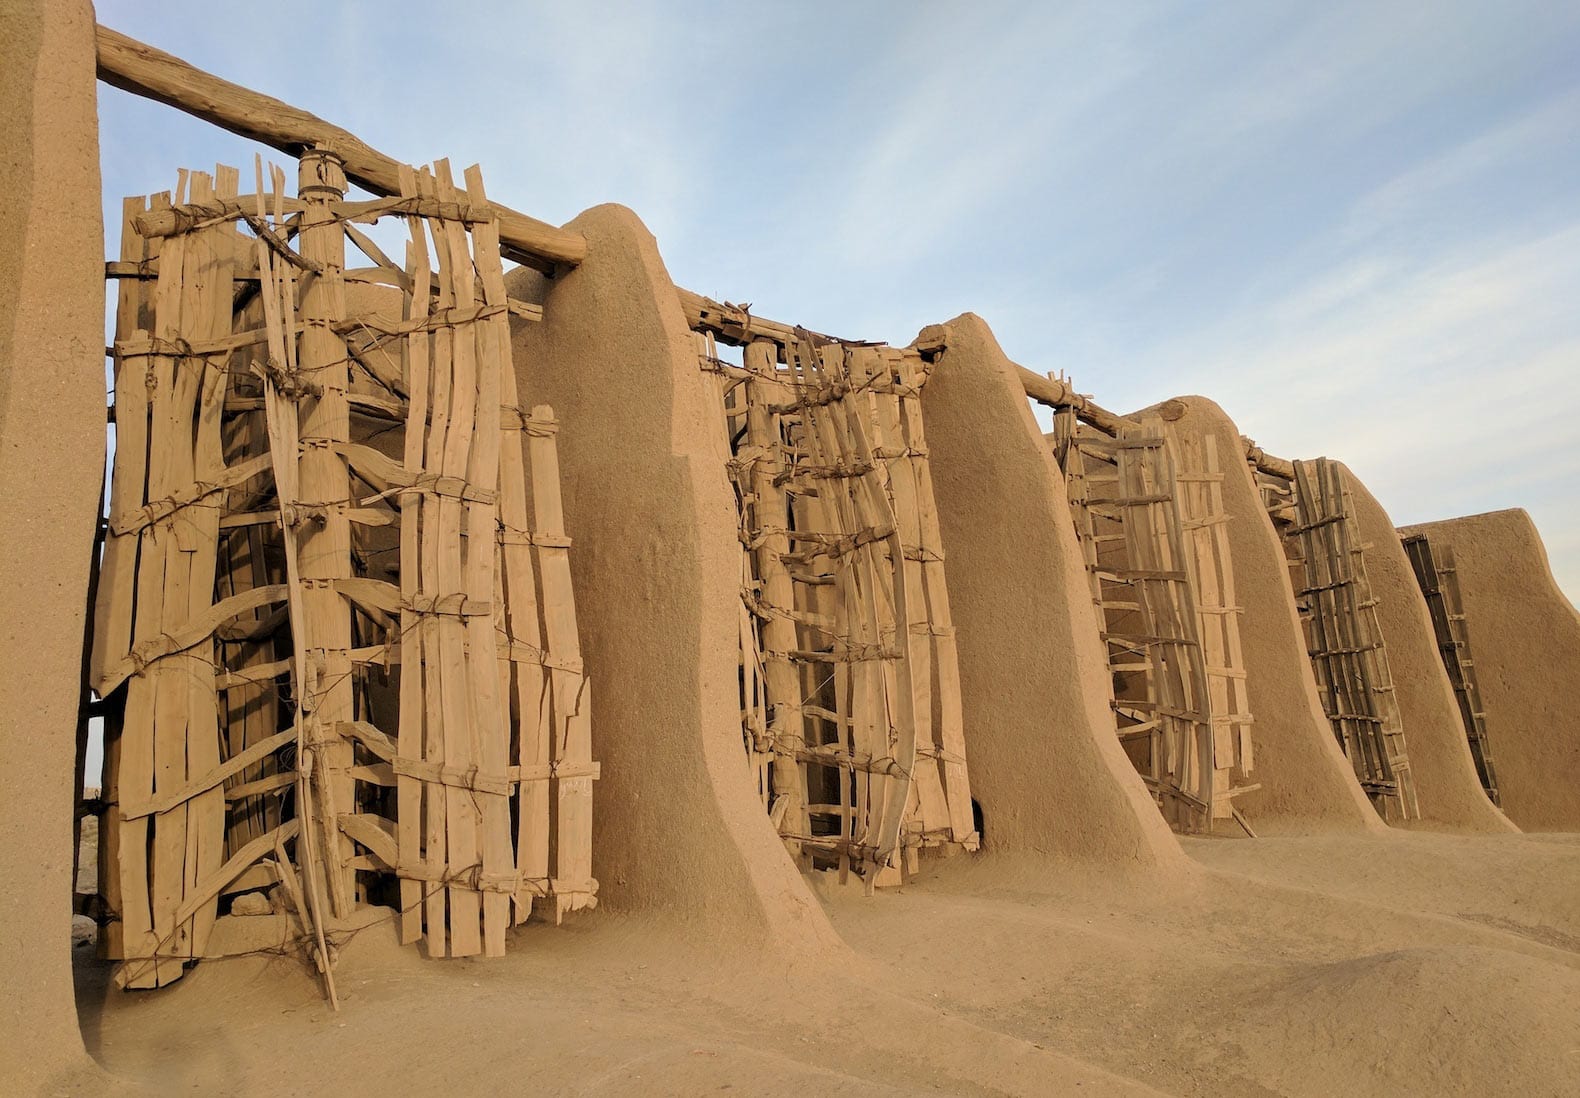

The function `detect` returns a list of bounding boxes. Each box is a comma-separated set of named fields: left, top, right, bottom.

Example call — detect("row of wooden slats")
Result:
left=90, top=157, right=595, bottom=993
left=1058, top=418, right=1254, bottom=832
left=1286, top=459, right=1419, bottom=820
left=700, top=334, right=977, bottom=886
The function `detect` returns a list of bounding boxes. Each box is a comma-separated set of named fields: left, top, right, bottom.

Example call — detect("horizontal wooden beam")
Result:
left=1240, top=435, right=1296, bottom=480
left=94, top=24, right=587, bottom=272
left=923, top=324, right=1300, bottom=477
left=677, top=287, right=850, bottom=349
left=1013, top=363, right=1130, bottom=437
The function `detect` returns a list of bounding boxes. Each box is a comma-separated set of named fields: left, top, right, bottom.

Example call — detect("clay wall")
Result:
left=505, top=206, right=839, bottom=951
left=916, top=314, right=1187, bottom=871
left=1143, top=400, right=1385, bottom=834
left=1401, top=509, right=1580, bottom=831
left=1342, top=468, right=1515, bottom=832
left=0, top=0, right=106, bottom=1088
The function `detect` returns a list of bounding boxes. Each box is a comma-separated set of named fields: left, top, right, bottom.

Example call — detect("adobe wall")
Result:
left=505, top=206, right=839, bottom=952
left=916, top=314, right=1186, bottom=871
left=0, top=0, right=106, bottom=1089
left=1145, top=399, right=1383, bottom=834
left=1341, top=468, right=1516, bottom=832
left=1400, top=509, right=1580, bottom=831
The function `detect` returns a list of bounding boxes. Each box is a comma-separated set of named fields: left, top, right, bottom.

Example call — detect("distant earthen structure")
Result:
left=4, top=6, right=1576, bottom=1092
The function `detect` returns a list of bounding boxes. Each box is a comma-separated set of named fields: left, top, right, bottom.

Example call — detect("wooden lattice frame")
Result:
left=89, top=154, right=595, bottom=996
left=1402, top=534, right=1499, bottom=804
left=695, top=328, right=977, bottom=887
left=1164, top=428, right=1257, bottom=827
left=1280, top=458, right=1418, bottom=819
left=1060, top=420, right=1204, bottom=830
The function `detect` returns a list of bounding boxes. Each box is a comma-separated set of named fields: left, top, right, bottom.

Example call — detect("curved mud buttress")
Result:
left=0, top=0, right=105, bottom=1088
left=1399, top=509, right=1580, bottom=832
left=506, top=204, right=840, bottom=952
left=1341, top=467, right=1515, bottom=833
left=1148, top=397, right=1384, bottom=834
left=915, top=314, right=1187, bottom=873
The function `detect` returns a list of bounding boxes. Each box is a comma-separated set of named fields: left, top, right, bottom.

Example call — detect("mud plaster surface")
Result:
left=919, top=314, right=1185, bottom=871
left=505, top=205, right=836, bottom=952
left=0, top=0, right=106, bottom=1090
left=1137, top=398, right=1383, bottom=835
left=1342, top=467, right=1515, bottom=833
left=1401, top=510, right=1580, bottom=831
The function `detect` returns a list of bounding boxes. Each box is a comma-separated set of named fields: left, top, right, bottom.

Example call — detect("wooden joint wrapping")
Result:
left=498, top=639, right=585, bottom=675
left=497, top=404, right=558, bottom=434
left=401, top=592, right=493, bottom=619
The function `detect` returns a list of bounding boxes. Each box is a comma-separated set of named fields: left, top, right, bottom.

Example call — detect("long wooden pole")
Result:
left=295, top=149, right=356, bottom=916
left=1017, top=356, right=1297, bottom=480
left=680, top=286, right=1301, bottom=478
left=94, top=24, right=587, bottom=272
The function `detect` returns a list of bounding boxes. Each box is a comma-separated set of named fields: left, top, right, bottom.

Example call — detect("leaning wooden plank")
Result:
left=97, top=194, right=155, bottom=963
left=95, top=25, right=586, bottom=271
left=526, top=405, right=597, bottom=921
left=457, top=164, right=514, bottom=956
left=483, top=236, right=549, bottom=928
left=91, top=195, right=154, bottom=685
left=411, top=167, right=453, bottom=955
left=428, top=161, right=484, bottom=956
left=95, top=585, right=289, bottom=695
left=182, top=165, right=237, bottom=960
left=164, top=820, right=301, bottom=935
left=393, top=163, right=432, bottom=946
left=120, top=728, right=294, bottom=821
left=896, top=350, right=975, bottom=847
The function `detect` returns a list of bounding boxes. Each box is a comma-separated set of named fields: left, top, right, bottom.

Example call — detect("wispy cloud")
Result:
left=92, top=0, right=1580, bottom=598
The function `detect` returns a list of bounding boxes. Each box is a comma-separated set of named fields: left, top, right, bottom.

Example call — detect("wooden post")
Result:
left=295, top=147, right=356, bottom=916
left=743, top=339, right=807, bottom=859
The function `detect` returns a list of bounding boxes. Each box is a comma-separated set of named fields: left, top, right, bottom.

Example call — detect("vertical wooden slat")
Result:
left=394, top=163, right=432, bottom=946
left=897, top=352, right=975, bottom=848
left=526, top=406, right=597, bottom=921
left=457, top=163, right=513, bottom=956
left=181, top=165, right=236, bottom=958
left=424, top=161, right=482, bottom=957
left=97, top=194, right=154, bottom=964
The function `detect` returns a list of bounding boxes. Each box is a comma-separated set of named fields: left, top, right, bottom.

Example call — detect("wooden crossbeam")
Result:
left=94, top=25, right=586, bottom=272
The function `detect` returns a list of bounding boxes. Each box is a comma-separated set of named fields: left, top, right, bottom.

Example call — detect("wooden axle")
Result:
left=94, top=25, right=586, bottom=273
left=1241, top=436, right=1296, bottom=480
left=677, top=288, right=851, bottom=351
left=1014, top=364, right=1131, bottom=437
left=1018, top=359, right=1297, bottom=480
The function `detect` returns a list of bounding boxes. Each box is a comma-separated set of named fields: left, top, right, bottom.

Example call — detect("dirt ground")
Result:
left=69, top=830, right=1580, bottom=1096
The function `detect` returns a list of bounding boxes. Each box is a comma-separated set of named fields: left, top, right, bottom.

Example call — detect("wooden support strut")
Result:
left=94, top=24, right=586, bottom=272
left=911, top=321, right=1299, bottom=480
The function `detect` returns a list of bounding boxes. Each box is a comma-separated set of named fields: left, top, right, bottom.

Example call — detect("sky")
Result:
left=95, top=0, right=1580, bottom=600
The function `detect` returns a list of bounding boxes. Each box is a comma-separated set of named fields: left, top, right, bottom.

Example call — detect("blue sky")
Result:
left=96, top=0, right=1580, bottom=599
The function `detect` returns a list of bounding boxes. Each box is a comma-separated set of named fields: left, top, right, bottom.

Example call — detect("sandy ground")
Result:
left=70, top=831, right=1580, bottom=1096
